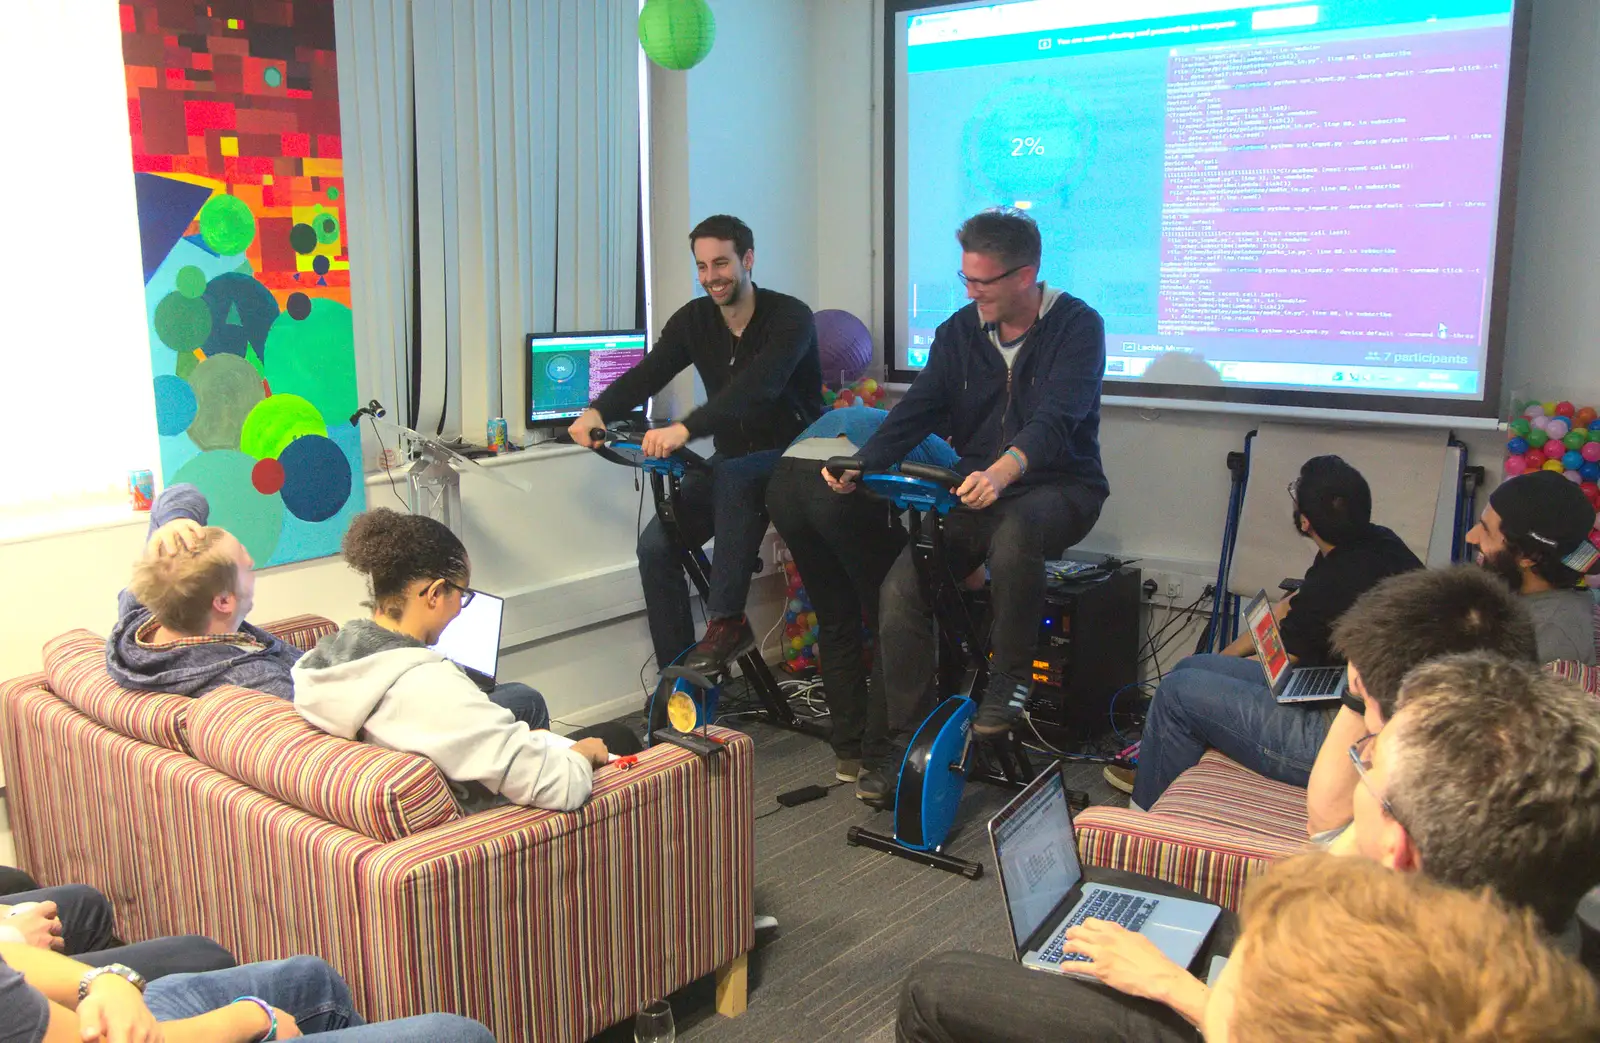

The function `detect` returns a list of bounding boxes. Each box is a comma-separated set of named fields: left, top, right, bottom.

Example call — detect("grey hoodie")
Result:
left=292, top=619, right=594, bottom=812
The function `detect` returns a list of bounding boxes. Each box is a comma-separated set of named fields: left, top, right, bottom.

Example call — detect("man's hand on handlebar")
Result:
left=956, top=467, right=1007, bottom=510
left=568, top=408, right=605, bottom=448
left=822, top=466, right=860, bottom=494
left=641, top=423, right=691, bottom=458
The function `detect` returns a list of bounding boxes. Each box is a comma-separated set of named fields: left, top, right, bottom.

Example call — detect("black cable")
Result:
left=367, top=414, right=410, bottom=512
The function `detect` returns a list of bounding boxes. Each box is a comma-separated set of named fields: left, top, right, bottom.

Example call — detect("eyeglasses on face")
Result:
left=956, top=264, right=1026, bottom=288
left=428, top=580, right=475, bottom=607
left=1348, top=733, right=1399, bottom=823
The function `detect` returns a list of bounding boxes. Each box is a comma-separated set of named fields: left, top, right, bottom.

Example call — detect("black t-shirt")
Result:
left=0, top=955, right=49, bottom=1043
left=1278, top=524, right=1423, bottom=667
left=589, top=287, right=824, bottom=458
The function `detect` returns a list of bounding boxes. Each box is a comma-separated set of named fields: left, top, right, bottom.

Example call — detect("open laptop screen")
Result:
left=429, top=591, right=504, bottom=680
left=993, top=767, right=1081, bottom=952
left=1246, top=593, right=1291, bottom=689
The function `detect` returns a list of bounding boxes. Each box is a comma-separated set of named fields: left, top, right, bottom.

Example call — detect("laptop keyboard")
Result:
left=1036, top=891, right=1160, bottom=965
left=1290, top=668, right=1342, bottom=698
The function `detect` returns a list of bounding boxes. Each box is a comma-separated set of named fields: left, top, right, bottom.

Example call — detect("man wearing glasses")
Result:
left=1122, top=455, right=1421, bottom=809
left=897, top=647, right=1600, bottom=1043
left=827, top=208, right=1108, bottom=800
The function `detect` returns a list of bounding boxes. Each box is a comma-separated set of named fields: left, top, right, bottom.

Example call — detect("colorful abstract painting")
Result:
left=120, top=0, right=363, bottom=566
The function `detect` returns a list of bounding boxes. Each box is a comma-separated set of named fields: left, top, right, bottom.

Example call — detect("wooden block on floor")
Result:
left=714, top=952, right=748, bottom=1017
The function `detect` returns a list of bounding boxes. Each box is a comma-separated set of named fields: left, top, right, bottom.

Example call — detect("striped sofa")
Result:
left=1077, top=604, right=1600, bottom=909
left=0, top=616, right=755, bottom=1042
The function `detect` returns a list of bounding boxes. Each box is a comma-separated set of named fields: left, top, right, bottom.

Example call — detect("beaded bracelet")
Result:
left=233, top=995, right=278, bottom=1042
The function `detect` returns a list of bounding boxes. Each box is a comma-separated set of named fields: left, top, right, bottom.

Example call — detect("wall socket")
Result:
left=1165, top=574, right=1184, bottom=600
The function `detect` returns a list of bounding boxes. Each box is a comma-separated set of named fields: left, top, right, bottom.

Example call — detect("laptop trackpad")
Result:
left=1141, top=916, right=1217, bottom=969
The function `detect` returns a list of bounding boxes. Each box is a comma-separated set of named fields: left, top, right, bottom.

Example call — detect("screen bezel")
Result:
left=524, top=328, right=650, bottom=427
left=881, top=0, right=1532, bottom=421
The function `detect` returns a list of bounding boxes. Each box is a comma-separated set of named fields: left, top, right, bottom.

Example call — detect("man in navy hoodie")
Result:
left=828, top=208, right=1108, bottom=799
left=106, top=484, right=300, bottom=698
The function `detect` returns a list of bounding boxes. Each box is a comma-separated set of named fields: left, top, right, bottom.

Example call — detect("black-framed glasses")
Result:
left=1348, top=733, right=1399, bottom=823
left=956, top=264, right=1026, bottom=288
left=431, top=580, right=475, bottom=607
left=1286, top=477, right=1301, bottom=502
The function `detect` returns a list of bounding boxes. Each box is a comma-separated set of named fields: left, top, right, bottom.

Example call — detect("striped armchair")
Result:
left=1077, top=602, right=1600, bottom=909
left=0, top=618, right=755, bottom=1042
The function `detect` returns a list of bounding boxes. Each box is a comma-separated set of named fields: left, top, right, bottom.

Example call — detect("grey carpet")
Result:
left=590, top=719, right=1130, bottom=1043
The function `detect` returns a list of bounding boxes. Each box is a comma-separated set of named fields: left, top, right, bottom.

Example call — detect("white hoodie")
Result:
left=292, top=620, right=594, bottom=812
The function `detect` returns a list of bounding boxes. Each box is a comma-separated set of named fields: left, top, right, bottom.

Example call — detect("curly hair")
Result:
left=127, top=527, right=238, bottom=634
left=1228, top=853, right=1600, bottom=1043
left=341, top=509, right=469, bottom=616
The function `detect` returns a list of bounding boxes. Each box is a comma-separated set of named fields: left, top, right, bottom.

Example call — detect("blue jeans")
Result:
left=8, top=883, right=234, bottom=980
left=637, top=449, right=782, bottom=668
left=144, top=956, right=493, bottom=1041
left=1132, top=654, right=1337, bottom=810
left=488, top=681, right=550, bottom=729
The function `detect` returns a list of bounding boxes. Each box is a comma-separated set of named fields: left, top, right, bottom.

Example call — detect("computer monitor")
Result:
left=524, top=329, right=648, bottom=425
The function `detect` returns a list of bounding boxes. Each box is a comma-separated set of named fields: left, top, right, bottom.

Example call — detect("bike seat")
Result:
left=826, top=456, right=963, bottom=515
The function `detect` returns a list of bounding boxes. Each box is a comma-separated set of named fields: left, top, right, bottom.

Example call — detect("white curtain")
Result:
left=338, top=0, right=640, bottom=447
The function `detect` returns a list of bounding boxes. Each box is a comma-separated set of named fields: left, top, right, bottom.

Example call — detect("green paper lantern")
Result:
left=638, top=0, right=716, bottom=71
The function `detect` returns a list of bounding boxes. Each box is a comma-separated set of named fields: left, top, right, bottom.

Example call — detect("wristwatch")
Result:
left=78, top=963, right=147, bottom=1001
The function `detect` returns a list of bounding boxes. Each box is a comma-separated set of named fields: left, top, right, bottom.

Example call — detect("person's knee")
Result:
left=492, top=683, right=550, bottom=730
left=161, top=936, right=237, bottom=973
left=280, top=954, right=338, bottom=984
left=421, top=1015, right=496, bottom=1043
left=898, top=952, right=986, bottom=1033
left=46, top=884, right=111, bottom=921
left=636, top=523, right=675, bottom=569
left=880, top=553, right=922, bottom=610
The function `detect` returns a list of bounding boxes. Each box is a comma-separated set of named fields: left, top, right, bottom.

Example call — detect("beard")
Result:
left=1477, top=546, right=1526, bottom=592
left=704, top=274, right=745, bottom=307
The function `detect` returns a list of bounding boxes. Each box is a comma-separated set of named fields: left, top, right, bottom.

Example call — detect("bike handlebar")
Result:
left=825, top=456, right=963, bottom=490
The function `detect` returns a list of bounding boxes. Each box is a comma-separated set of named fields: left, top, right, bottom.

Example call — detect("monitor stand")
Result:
left=405, top=435, right=462, bottom=534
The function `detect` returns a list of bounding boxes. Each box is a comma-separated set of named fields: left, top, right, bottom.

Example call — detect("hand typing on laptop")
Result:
left=1058, top=920, right=1211, bottom=1028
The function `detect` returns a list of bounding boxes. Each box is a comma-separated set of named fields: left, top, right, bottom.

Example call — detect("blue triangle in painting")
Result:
left=183, top=233, right=219, bottom=257
left=132, top=174, right=214, bottom=283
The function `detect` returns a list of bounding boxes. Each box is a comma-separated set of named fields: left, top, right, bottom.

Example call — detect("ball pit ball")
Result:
left=1532, top=415, right=1551, bottom=432
left=1583, top=481, right=1599, bottom=498
left=1591, top=530, right=1600, bottom=550
left=1566, top=430, right=1589, bottom=451
left=1543, top=401, right=1558, bottom=416
left=1547, top=418, right=1571, bottom=440
left=1510, top=417, right=1532, bottom=437
left=1506, top=437, right=1528, bottom=455
left=1583, top=462, right=1600, bottom=483
left=1527, top=451, right=1550, bottom=472
left=1557, top=401, right=1576, bottom=417
left=1543, top=459, right=1567, bottom=473
left=1583, top=443, right=1600, bottom=463
left=1565, top=451, right=1586, bottom=471
left=1546, top=442, right=1570, bottom=462
left=1527, top=428, right=1549, bottom=448
left=1526, top=403, right=1547, bottom=418
left=1578, top=407, right=1599, bottom=427
left=1504, top=455, right=1528, bottom=476
left=1566, top=470, right=1583, bottom=482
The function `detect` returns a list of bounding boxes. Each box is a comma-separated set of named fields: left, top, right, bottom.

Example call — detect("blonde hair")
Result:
left=127, top=526, right=238, bottom=634
left=1228, top=853, right=1600, bottom=1043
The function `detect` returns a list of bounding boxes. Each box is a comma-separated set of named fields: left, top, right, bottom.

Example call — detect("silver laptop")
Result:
left=988, top=762, right=1220, bottom=975
left=428, top=590, right=504, bottom=692
left=1243, top=590, right=1347, bottom=704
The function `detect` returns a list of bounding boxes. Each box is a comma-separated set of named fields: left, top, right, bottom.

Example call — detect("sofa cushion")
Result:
left=43, top=631, right=190, bottom=751
left=185, top=687, right=461, bottom=842
left=260, top=614, right=339, bottom=652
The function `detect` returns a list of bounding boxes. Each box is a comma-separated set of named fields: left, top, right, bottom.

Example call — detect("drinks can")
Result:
left=488, top=417, right=508, bottom=453
left=129, top=469, right=155, bottom=511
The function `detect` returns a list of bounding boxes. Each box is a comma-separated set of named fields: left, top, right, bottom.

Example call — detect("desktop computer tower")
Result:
left=1026, top=566, right=1142, bottom=739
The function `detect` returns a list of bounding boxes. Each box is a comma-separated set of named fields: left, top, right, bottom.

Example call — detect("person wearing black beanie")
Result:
left=1466, top=470, right=1598, bottom=664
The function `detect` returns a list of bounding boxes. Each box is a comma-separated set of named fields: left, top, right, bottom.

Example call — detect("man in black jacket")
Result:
left=827, top=208, right=1108, bottom=800
left=570, top=215, right=822, bottom=674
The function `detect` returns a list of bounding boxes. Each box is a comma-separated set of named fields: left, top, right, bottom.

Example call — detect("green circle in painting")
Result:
left=264, top=66, right=283, bottom=88
left=198, top=194, right=257, bottom=256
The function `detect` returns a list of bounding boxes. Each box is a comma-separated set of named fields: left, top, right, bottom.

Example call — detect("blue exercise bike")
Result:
left=584, top=423, right=823, bottom=748
left=828, top=457, right=1036, bottom=880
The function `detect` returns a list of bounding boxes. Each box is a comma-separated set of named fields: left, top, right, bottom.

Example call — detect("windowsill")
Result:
left=0, top=439, right=591, bottom=547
